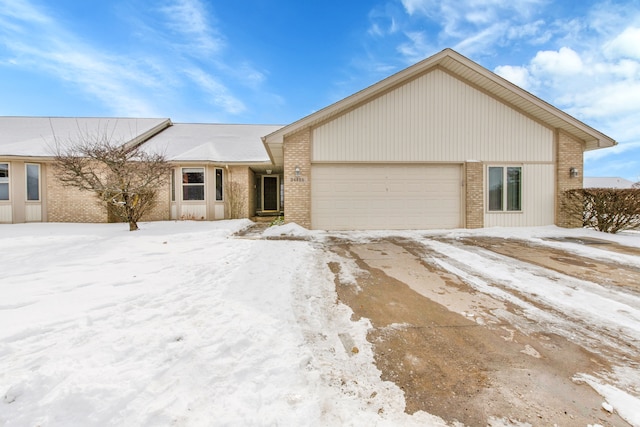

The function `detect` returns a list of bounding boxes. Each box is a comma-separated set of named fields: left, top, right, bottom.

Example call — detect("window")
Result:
left=170, top=169, right=176, bottom=202
left=182, top=167, right=205, bottom=201
left=215, top=168, right=223, bottom=201
left=26, top=164, right=40, bottom=201
left=488, top=166, right=521, bottom=211
left=0, top=163, right=8, bottom=200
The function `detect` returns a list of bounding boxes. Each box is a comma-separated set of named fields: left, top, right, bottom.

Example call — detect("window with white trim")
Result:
left=170, top=169, right=176, bottom=202
left=488, top=166, right=522, bottom=211
left=26, top=163, right=40, bottom=201
left=182, top=167, right=205, bottom=201
left=215, top=168, right=223, bottom=201
left=0, top=163, right=8, bottom=201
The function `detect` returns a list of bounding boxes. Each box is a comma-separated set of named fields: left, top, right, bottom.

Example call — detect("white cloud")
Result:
left=0, top=1, right=166, bottom=117
left=160, top=0, right=223, bottom=55
left=0, top=0, right=50, bottom=25
left=400, top=0, right=436, bottom=16
left=604, top=26, right=640, bottom=60
left=393, top=0, right=551, bottom=61
left=453, top=22, right=508, bottom=56
left=368, top=7, right=400, bottom=38
left=494, top=65, right=532, bottom=90
left=184, top=68, right=246, bottom=115
left=397, top=31, right=433, bottom=63
left=506, top=20, right=551, bottom=44
left=0, top=0, right=267, bottom=118
left=531, top=47, right=583, bottom=75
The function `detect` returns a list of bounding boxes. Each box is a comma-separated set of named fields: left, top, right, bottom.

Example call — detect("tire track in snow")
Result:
left=416, top=237, right=640, bottom=362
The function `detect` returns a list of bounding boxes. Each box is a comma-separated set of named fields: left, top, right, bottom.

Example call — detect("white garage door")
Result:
left=311, top=164, right=462, bottom=230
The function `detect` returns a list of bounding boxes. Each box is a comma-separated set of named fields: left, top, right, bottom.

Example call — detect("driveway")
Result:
left=325, top=233, right=640, bottom=426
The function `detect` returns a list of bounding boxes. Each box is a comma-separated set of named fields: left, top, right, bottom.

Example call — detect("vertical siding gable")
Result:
left=312, top=69, right=554, bottom=162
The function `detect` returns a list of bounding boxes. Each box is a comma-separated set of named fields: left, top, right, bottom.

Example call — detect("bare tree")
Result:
left=53, top=133, right=171, bottom=231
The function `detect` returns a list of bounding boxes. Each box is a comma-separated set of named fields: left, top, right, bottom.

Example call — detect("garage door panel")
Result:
left=312, top=164, right=462, bottom=230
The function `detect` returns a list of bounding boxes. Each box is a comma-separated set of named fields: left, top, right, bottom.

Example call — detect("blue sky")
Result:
left=0, top=0, right=639, bottom=181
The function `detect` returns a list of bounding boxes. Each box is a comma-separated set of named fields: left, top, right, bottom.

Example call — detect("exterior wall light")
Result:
left=266, top=169, right=272, bottom=175
left=295, top=166, right=301, bottom=176
left=570, top=167, right=579, bottom=178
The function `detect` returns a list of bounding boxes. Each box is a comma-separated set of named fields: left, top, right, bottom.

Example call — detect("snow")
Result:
left=261, top=222, right=318, bottom=238
left=1, top=221, right=639, bottom=426
left=138, top=123, right=282, bottom=162
left=0, top=117, right=169, bottom=157
left=0, top=221, right=445, bottom=427
left=575, top=374, right=640, bottom=426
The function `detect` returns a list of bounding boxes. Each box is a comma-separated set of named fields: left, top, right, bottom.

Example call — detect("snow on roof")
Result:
left=584, top=177, right=636, bottom=189
left=141, top=123, right=283, bottom=163
left=0, top=117, right=170, bottom=158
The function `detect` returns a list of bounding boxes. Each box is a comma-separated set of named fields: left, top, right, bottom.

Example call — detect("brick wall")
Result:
left=556, top=130, right=584, bottom=228
left=48, top=163, right=171, bottom=224
left=465, top=161, right=484, bottom=228
left=46, top=163, right=107, bottom=223
left=283, top=128, right=311, bottom=229
left=140, top=178, right=171, bottom=222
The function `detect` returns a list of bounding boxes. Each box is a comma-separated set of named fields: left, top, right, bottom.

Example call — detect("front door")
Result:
left=262, top=175, right=279, bottom=212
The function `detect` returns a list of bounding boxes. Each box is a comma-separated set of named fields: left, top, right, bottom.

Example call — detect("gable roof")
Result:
left=263, top=48, right=616, bottom=164
left=141, top=123, right=283, bottom=164
left=0, top=117, right=171, bottom=159
left=584, top=176, right=636, bottom=189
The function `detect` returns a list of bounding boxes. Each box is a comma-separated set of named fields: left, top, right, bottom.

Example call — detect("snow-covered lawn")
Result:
left=1, top=221, right=445, bottom=427
left=1, top=221, right=639, bottom=426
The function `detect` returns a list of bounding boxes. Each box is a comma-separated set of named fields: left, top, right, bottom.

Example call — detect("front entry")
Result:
left=262, top=175, right=280, bottom=212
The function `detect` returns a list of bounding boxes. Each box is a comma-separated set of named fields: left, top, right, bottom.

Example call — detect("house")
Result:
left=264, top=48, right=616, bottom=230
left=1, top=49, right=616, bottom=229
left=0, top=118, right=282, bottom=224
left=139, top=123, right=283, bottom=221
left=0, top=117, right=172, bottom=224
left=584, top=177, right=636, bottom=189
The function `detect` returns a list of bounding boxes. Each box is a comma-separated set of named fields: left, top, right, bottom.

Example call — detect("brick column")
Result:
left=283, top=128, right=311, bottom=229
left=556, top=130, right=584, bottom=228
left=465, top=161, right=484, bottom=228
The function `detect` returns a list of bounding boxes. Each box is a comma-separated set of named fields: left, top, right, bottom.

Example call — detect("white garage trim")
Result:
left=311, top=164, right=463, bottom=230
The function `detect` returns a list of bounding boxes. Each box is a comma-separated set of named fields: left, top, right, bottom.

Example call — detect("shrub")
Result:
left=269, top=216, right=285, bottom=227
left=563, top=188, right=640, bottom=233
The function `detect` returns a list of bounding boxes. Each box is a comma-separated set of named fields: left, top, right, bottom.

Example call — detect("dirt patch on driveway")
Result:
left=328, top=238, right=630, bottom=426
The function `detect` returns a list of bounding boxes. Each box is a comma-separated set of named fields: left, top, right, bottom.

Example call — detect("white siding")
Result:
left=180, top=204, right=207, bottom=220
left=25, top=204, right=42, bottom=222
left=214, top=204, right=225, bottom=220
left=484, top=164, right=555, bottom=227
left=313, top=69, right=554, bottom=163
left=0, top=205, right=11, bottom=223
left=312, top=164, right=462, bottom=230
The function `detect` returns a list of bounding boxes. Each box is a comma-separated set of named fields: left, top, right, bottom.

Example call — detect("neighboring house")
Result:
left=0, top=117, right=171, bottom=224
left=584, top=177, right=636, bottom=189
left=1, top=49, right=617, bottom=229
left=0, top=118, right=282, bottom=224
